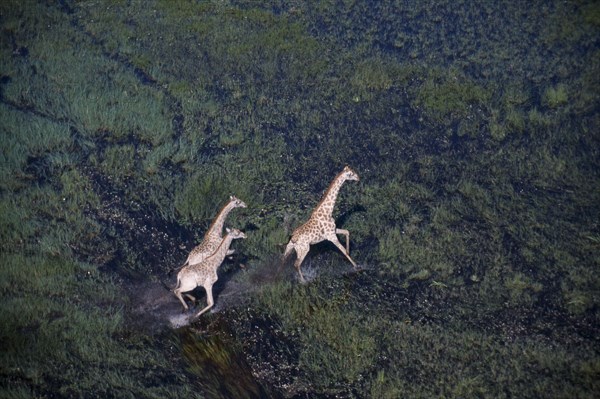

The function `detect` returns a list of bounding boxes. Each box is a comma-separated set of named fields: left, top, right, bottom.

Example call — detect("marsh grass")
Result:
left=0, top=196, right=31, bottom=252
left=415, top=73, right=491, bottom=125
left=369, top=317, right=598, bottom=398
left=350, top=58, right=396, bottom=101
left=1, top=255, right=118, bottom=390
left=543, top=84, right=569, bottom=108
left=142, top=141, right=177, bottom=175
left=249, top=268, right=599, bottom=397
left=1, top=4, right=205, bottom=395
left=299, top=306, right=377, bottom=385
left=0, top=104, right=73, bottom=191
left=254, top=278, right=376, bottom=389
left=0, top=250, right=198, bottom=397
left=174, top=170, right=231, bottom=227
left=243, top=213, right=288, bottom=260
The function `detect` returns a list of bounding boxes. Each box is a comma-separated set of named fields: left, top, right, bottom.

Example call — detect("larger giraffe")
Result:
left=283, top=166, right=360, bottom=282
left=174, top=228, right=246, bottom=318
left=181, top=196, right=246, bottom=268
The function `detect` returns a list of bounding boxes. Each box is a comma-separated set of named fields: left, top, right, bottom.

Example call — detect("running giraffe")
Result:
left=174, top=228, right=246, bottom=317
left=181, top=195, right=246, bottom=268
left=283, top=166, right=360, bottom=282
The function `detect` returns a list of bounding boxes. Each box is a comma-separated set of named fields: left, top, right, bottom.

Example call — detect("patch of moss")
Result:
left=415, top=73, right=491, bottom=125
left=543, top=84, right=568, bottom=108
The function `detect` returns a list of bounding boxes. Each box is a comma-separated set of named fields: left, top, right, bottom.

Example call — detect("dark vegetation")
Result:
left=1, top=0, right=599, bottom=397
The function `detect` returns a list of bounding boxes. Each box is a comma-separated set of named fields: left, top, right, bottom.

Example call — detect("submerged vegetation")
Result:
left=1, top=0, right=599, bottom=397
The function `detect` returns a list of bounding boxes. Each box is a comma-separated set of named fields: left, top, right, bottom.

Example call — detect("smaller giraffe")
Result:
left=174, top=228, right=246, bottom=318
left=283, top=166, right=360, bottom=282
left=181, top=196, right=246, bottom=268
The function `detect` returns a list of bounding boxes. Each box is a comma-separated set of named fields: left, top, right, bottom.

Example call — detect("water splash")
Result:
left=168, top=313, right=192, bottom=329
left=127, top=252, right=370, bottom=332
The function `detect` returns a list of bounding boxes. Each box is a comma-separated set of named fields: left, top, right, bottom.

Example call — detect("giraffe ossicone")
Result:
left=283, top=165, right=360, bottom=282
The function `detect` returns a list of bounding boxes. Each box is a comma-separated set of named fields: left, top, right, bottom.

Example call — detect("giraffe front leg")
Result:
left=336, top=228, right=351, bottom=254
left=195, top=283, right=215, bottom=318
left=328, top=236, right=359, bottom=270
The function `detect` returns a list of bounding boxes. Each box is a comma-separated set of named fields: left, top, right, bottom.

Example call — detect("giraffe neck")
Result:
left=312, top=171, right=347, bottom=218
left=206, top=201, right=236, bottom=240
left=208, top=234, right=235, bottom=268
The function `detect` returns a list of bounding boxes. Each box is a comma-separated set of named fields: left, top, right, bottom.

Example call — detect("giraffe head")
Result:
left=225, top=227, right=247, bottom=240
left=229, top=195, right=247, bottom=209
left=342, top=166, right=360, bottom=182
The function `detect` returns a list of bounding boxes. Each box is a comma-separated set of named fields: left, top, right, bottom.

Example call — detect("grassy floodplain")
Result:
left=1, top=0, right=599, bottom=397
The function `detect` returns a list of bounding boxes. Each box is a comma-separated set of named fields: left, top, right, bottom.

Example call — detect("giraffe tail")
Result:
left=282, top=241, right=295, bottom=261
left=163, top=266, right=185, bottom=291
left=161, top=279, right=176, bottom=292
left=167, top=262, right=188, bottom=277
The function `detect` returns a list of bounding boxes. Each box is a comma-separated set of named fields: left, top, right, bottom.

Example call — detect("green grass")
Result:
left=249, top=271, right=599, bottom=397
left=0, top=252, right=199, bottom=397
left=543, top=84, right=569, bottom=108
left=415, top=73, right=491, bottom=125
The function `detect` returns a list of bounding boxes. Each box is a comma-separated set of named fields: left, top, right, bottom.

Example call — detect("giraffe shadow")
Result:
left=295, top=244, right=372, bottom=282
left=335, top=204, right=367, bottom=227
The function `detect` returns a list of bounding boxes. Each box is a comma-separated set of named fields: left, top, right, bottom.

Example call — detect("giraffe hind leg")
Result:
left=174, top=276, right=197, bottom=311
left=184, top=293, right=196, bottom=302
left=293, top=245, right=310, bottom=283
left=195, top=283, right=215, bottom=318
